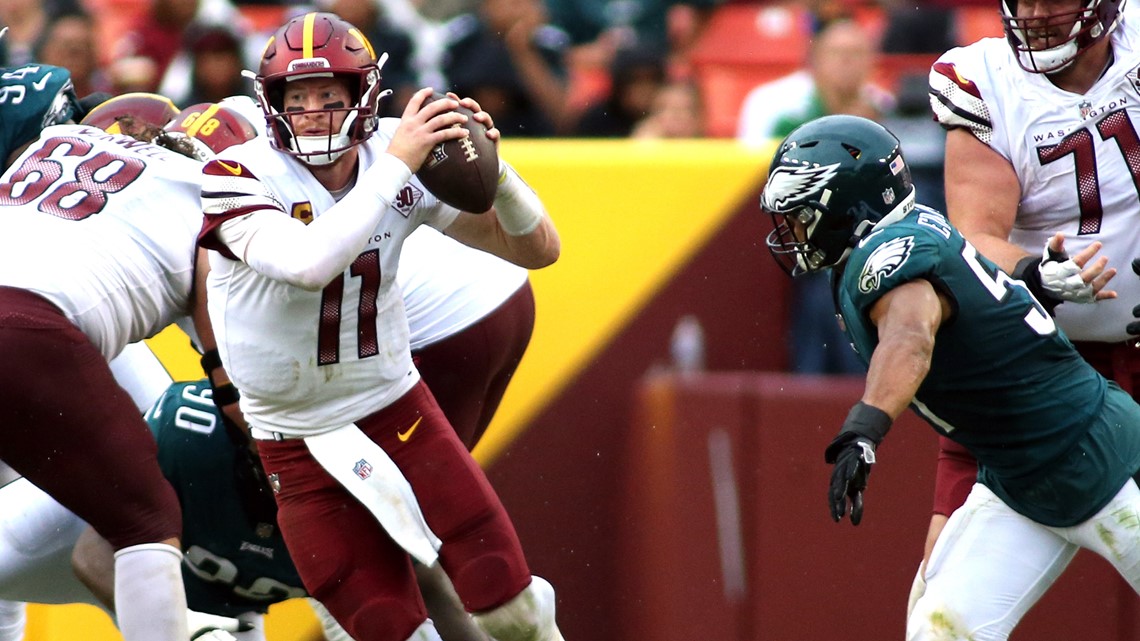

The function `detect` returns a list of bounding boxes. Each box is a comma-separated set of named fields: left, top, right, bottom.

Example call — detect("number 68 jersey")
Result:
left=0, top=124, right=204, bottom=359
left=929, top=22, right=1140, bottom=342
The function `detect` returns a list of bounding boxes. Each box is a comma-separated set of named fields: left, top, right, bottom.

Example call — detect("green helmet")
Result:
left=761, top=114, right=915, bottom=276
left=0, top=64, right=81, bottom=166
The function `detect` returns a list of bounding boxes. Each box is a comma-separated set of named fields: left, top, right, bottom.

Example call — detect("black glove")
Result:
left=1011, top=253, right=1063, bottom=316
left=1129, top=260, right=1140, bottom=338
left=824, top=402, right=893, bottom=525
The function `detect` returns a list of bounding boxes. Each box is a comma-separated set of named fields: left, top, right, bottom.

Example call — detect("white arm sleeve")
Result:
left=218, top=154, right=412, bottom=291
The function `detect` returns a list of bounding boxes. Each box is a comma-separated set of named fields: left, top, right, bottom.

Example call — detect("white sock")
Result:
left=0, top=600, right=26, bottom=641
left=114, top=543, right=189, bottom=641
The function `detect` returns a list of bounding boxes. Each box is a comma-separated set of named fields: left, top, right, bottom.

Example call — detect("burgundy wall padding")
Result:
left=620, top=372, right=1135, bottom=641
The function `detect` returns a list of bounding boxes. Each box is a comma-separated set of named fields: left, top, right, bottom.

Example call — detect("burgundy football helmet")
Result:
left=164, top=102, right=259, bottom=160
left=79, top=92, right=180, bottom=136
left=1001, top=0, right=1125, bottom=74
left=254, top=12, right=388, bottom=165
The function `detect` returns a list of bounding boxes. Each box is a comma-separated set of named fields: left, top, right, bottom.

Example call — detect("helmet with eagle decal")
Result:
left=761, top=114, right=915, bottom=276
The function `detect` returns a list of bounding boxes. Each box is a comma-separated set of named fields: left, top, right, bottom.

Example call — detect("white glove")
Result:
left=191, top=630, right=238, bottom=641
left=187, top=609, right=250, bottom=639
left=1038, top=241, right=1096, bottom=303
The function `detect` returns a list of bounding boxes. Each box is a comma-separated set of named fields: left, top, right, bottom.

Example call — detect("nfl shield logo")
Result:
left=882, top=188, right=896, bottom=205
left=353, top=459, right=373, bottom=480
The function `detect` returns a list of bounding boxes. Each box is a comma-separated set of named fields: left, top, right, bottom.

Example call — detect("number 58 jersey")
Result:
left=0, top=124, right=205, bottom=359
left=929, top=21, right=1140, bottom=342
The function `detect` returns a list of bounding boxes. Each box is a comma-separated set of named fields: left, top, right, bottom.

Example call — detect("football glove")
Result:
left=187, top=609, right=251, bottom=639
left=824, top=402, right=892, bottom=526
left=1129, top=260, right=1140, bottom=338
left=1013, top=240, right=1095, bottom=315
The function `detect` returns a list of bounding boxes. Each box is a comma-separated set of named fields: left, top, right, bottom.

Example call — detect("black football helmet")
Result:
left=761, top=115, right=915, bottom=276
left=254, top=12, right=388, bottom=165
left=1001, top=0, right=1125, bottom=74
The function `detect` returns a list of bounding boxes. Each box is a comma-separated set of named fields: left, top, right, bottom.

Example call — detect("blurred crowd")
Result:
left=0, top=0, right=996, bottom=141
left=0, top=0, right=997, bottom=376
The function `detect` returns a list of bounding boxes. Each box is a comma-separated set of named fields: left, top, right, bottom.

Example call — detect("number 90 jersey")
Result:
left=0, top=125, right=204, bottom=360
left=929, top=20, right=1140, bottom=342
left=146, top=380, right=306, bottom=616
left=836, top=207, right=1140, bottom=525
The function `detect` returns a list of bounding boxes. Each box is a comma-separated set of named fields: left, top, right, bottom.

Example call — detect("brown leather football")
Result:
left=415, top=93, right=498, bottom=213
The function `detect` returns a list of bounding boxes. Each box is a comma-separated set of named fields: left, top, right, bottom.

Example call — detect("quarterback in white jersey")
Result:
left=197, top=12, right=563, bottom=641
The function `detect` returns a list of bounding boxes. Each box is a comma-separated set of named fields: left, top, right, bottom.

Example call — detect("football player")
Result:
left=924, top=0, right=1138, bottom=605
left=761, top=114, right=1140, bottom=640
left=0, top=65, right=216, bottom=641
left=197, top=11, right=563, bottom=641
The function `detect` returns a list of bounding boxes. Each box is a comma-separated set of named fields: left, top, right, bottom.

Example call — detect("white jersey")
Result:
left=398, top=226, right=528, bottom=351
left=0, top=124, right=203, bottom=359
left=200, top=121, right=459, bottom=435
left=930, top=20, right=1140, bottom=342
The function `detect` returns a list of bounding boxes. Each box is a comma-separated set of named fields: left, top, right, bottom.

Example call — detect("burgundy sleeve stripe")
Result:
left=932, top=61, right=983, bottom=100
left=197, top=204, right=275, bottom=260
left=930, top=90, right=992, bottom=131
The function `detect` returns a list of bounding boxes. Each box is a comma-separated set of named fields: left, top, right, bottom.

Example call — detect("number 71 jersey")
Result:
left=929, top=26, right=1140, bottom=342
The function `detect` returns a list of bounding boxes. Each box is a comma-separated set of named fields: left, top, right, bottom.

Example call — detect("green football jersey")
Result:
left=145, top=380, right=306, bottom=616
left=836, top=206, right=1140, bottom=526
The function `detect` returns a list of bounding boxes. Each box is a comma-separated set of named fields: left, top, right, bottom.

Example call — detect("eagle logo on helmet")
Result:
left=762, top=162, right=841, bottom=211
left=858, top=235, right=914, bottom=294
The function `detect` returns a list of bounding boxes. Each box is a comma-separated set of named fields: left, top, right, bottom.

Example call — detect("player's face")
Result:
left=282, top=77, right=353, bottom=133
left=1015, top=0, right=1084, bottom=49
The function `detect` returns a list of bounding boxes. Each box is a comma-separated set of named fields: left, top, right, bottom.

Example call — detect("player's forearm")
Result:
left=224, top=155, right=412, bottom=290
left=861, top=327, right=933, bottom=419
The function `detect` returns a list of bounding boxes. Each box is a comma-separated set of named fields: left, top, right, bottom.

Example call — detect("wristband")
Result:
left=494, top=159, right=544, bottom=236
left=1011, top=254, right=1061, bottom=314
left=839, top=401, right=893, bottom=445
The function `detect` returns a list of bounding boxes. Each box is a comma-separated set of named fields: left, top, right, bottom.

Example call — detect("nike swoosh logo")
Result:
left=32, top=73, right=50, bottom=91
left=216, top=160, right=242, bottom=176
left=397, top=416, right=423, bottom=442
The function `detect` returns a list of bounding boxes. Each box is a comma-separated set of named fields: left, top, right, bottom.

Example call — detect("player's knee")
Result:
left=906, top=596, right=1009, bottom=641
left=473, top=576, right=561, bottom=641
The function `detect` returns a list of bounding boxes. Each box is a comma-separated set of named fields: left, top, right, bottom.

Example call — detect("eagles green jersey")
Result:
left=145, top=380, right=306, bottom=616
left=836, top=206, right=1140, bottom=526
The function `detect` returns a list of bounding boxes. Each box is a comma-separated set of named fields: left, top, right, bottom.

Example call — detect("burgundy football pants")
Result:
left=255, top=381, right=531, bottom=641
left=0, top=287, right=181, bottom=548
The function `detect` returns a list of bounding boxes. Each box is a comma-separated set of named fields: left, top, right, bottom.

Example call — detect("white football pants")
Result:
left=908, top=480, right=1140, bottom=641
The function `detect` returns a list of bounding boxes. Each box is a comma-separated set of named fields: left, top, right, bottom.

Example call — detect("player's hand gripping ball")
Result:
left=415, top=93, right=498, bottom=213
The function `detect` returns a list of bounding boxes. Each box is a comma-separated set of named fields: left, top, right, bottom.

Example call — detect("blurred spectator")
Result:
left=737, top=17, right=892, bottom=146
left=160, top=21, right=253, bottom=105
left=443, top=0, right=571, bottom=136
left=32, top=10, right=112, bottom=98
left=738, top=16, right=891, bottom=375
left=573, top=42, right=665, bottom=137
left=630, top=79, right=703, bottom=138
left=547, top=0, right=723, bottom=79
left=109, top=0, right=240, bottom=93
left=0, top=0, right=83, bottom=66
left=878, top=1, right=956, bottom=54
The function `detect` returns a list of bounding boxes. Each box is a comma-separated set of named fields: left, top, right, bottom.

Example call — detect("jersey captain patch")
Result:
left=761, top=162, right=840, bottom=210
left=859, top=236, right=914, bottom=294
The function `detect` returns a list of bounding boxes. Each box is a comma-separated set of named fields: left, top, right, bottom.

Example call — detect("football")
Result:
left=414, top=93, right=498, bottom=213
